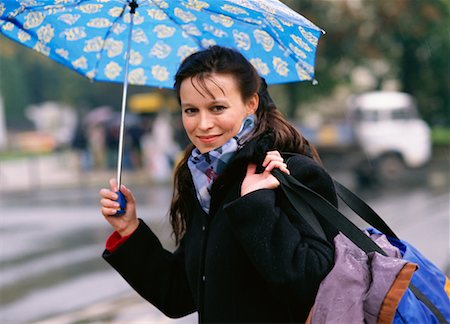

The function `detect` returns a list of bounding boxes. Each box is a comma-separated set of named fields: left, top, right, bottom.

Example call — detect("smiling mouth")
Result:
left=197, top=135, right=220, bottom=143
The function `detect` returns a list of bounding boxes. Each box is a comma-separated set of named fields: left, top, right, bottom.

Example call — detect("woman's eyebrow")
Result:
left=181, top=102, right=195, bottom=108
left=181, top=98, right=228, bottom=108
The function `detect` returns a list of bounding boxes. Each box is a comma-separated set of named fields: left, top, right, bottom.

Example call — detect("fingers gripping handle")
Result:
left=115, top=190, right=127, bottom=216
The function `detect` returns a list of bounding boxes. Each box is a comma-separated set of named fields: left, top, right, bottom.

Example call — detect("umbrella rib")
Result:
left=146, top=0, right=207, bottom=49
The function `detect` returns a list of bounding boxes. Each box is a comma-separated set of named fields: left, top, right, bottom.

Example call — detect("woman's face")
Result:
left=180, top=73, right=258, bottom=153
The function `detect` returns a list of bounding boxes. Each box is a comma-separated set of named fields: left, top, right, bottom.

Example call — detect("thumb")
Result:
left=119, top=184, right=135, bottom=203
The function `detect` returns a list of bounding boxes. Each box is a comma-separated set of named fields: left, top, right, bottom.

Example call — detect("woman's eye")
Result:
left=184, top=108, right=197, bottom=114
left=211, top=105, right=226, bottom=112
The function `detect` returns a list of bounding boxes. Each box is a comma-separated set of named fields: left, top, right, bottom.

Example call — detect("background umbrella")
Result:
left=0, top=0, right=325, bottom=213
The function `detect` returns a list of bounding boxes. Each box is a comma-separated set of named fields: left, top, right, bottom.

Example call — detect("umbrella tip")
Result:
left=312, top=79, right=319, bottom=86
left=129, top=0, right=138, bottom=14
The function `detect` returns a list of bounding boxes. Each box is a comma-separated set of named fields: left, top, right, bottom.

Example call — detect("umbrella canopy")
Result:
left=0, top=0, right=324, bottom=88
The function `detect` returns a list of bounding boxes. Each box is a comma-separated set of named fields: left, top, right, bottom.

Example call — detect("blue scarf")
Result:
left=188, top=115, right=256, bottom=214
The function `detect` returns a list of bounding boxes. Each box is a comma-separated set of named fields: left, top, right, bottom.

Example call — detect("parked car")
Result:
left=347, top=91, right=431, bottom=183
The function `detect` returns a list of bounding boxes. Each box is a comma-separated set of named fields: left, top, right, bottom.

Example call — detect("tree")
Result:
left=374, top=0, right=449, bottom=124
left=281, top=0, right=449, bottom=125
left=0, top=40, right=32, bottom=128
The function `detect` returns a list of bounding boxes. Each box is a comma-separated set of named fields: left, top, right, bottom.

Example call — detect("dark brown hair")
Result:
left=170, top=46, right=321, bottom=243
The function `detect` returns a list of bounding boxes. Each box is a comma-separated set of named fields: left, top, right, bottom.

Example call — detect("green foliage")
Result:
left=0, top=44, right=32, bottom=128
left=283, top=0, right=449, bottom=124
left=431, top=127, right=450, bottom=146
left=373, top=0, right=450, bottom=125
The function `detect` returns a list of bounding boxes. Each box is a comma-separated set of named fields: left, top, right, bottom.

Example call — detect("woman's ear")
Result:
left=246, top=93, right=259, bottom=115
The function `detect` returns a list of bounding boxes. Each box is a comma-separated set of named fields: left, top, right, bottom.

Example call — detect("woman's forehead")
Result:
left=181, top=73, right=239, bottom=99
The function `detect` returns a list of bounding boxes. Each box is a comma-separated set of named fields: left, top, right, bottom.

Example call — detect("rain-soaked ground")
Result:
left=0, top=148, right=448, bottom=323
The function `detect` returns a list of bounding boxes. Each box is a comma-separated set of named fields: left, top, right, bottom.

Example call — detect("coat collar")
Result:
left=207, top=131, right=275, bottom=215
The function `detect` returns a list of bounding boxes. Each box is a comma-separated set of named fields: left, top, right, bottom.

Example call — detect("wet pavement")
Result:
left=0, top=148, right=448, bottom=323
left=0, top=182, right=199, bottom=323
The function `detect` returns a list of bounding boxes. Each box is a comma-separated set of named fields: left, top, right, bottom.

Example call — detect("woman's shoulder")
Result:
left=283, top=153, right=328, bottom=177
left=283, top=153, right=337, bottom=204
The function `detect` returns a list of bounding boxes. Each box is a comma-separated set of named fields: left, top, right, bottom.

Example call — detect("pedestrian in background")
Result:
left=99, top=45, right=337, bottom=323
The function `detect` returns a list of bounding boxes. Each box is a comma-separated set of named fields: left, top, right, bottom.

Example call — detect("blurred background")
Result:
left=0, top=0, right=448, bottom=323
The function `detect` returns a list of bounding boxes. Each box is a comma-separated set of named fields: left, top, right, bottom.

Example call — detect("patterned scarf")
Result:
left=188, top=115, right=256, bottom=214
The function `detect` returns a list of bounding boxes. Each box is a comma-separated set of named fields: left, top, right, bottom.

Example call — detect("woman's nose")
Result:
left=198, top=113, right=213, bottom=130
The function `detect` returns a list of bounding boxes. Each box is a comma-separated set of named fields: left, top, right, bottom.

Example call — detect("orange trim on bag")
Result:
left=445, top=277, right=450, bottom=297
left=377, top=262, right=417, bottom=324
left=305, top=305, right=313, bottom=324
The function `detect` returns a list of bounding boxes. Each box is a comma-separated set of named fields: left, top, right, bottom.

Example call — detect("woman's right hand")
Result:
left=99, top=178, right=139, bottom=237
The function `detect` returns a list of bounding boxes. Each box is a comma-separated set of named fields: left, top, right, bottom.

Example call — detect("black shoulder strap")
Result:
left=278, top=178, right=327, bottom=240
left=273, top=169, right=386, bottom=255
left=283, top=153, right=399, bottom=239
left=333, top=180, right=399, bottom=239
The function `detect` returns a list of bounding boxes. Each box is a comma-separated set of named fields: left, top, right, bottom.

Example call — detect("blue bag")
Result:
left=272, top=166, right=450, bottom=323
left=381, top=231, right=450, bottom=323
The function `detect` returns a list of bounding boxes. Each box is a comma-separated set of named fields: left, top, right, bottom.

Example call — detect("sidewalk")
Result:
left=0, top=151, right=165, bottom=193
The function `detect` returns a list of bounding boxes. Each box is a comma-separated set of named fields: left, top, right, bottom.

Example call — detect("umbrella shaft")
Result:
left=116, top=6, right=135, bottom=189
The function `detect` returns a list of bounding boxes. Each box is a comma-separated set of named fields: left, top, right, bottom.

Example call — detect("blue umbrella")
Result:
left=1, top=0, right=324, bottom=212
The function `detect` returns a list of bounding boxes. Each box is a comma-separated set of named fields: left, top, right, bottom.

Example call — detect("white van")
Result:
left=348, top=91, right=431, bottom=182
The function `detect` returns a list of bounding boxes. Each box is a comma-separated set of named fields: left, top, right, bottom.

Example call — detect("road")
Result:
left=0, top=166, right=448, bottom=323
left=0, top=184, right=194, bottom=323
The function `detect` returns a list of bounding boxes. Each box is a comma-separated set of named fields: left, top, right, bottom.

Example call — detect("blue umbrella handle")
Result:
left=115, top=190, right=127, bottom=216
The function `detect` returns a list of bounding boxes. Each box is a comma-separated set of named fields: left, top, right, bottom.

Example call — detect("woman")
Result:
left=99, top=45, right=338, bottom=323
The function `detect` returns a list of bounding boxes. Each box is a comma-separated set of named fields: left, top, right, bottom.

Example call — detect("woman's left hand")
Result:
left=241, top=150, right=290, bottom=196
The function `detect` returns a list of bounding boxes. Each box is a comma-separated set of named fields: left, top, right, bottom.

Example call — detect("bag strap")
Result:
left=279, top=180, right=327, bottom=240
left=272, top=169, right=386, bottom=255
left=282, top=153, right=399, bottom=240
left=333, top=180, right=399, bottom=239
left=409, top=284, right=447, bottom=323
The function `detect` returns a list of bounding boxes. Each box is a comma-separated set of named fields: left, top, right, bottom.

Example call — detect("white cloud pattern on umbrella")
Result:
left=1, top=0, right=324, bottom=88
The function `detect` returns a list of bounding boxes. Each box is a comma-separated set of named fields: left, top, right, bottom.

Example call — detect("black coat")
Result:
left=103, top=138, right=338, bottom=323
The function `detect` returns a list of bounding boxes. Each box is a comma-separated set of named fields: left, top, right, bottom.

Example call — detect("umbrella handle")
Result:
left=115, top=190, right=127, bottom=216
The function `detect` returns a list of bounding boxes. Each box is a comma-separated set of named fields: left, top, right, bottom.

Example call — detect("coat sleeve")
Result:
left=102, top=219, right=196, bottom=318
left=223, top=155, right=336, bottom=309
